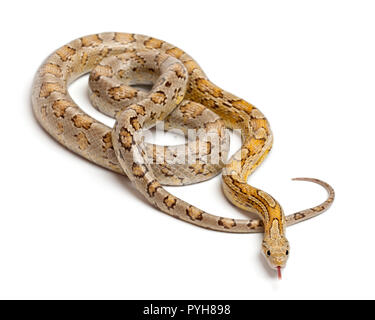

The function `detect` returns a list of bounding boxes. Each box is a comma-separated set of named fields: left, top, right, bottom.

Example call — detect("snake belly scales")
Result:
left=32, top=32, right=335, bottom=275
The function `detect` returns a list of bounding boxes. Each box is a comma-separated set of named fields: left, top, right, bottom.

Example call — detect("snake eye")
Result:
left=286, top=250, right=289, bottom=255
left=266, top=250, right=271, bottom=256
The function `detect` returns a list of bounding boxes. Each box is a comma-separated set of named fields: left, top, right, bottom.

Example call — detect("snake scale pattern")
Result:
left=32, top=32, right=335, bottom=276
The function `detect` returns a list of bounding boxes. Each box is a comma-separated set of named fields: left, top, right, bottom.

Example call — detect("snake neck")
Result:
left=222, top=174, right=285, bottom=234
left=185, top=77, right=285, bottom=231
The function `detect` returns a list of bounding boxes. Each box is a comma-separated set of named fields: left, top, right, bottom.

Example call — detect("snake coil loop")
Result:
left=32, top=33, right=335, bottom=275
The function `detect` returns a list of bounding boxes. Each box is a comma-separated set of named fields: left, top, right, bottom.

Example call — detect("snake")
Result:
left=32, top=32, right=335, bottom=278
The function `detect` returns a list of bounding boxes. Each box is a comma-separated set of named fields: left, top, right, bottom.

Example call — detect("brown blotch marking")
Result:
left=184, top=60, right=200, bottom=74
left=165, top=81, right=172, bottom=87
left=247, top=220, right=263, bottom=229
left=132, top=163, right=147, bottom=178
left=312, top=206, right=325, bottom=212
left=160, top=166, right=174, bottom=177
left=72, top=114, right=93, bottom=130
left=294, top=213, right=305, bottom=220
left=75, top=132, right=90, bottom=150
left=171, top=63, right=186, bottom=79
left=147, top=180, right=161, bottom=197
left=108, top=85, right=138, bottom=101
left=186, top=206, right=203, bottom=221
left=81, top=34, right=102, bottom=47
left=52, top=99, right=73, bottom=118
left=218, top=217, right=237, bottom=229
left=119, top=127, right=133, bottom=151
left=144, top=38, right=163, bottom=49
left=128, top=104, right=146, bottom=116
left=41, top=63, right=62, bottom=77
left=102, top=132, right=113, bottom=152
left=196, top=78, right=223, bottom=98
left=56, top=46, right=76, bottom=62
left=150, top=91, right=167, bottom=105
left=39, top=82, right=65, bottom=98
left=166, top=47, right=184, bottom=59
left=149, top=111, right=157, bottom=120
left=114, top=33, right=135, bottom=44
left=189, top=162, right=205, bottom=175
left=163, top=195, right=177, bottom=209
left=130, top=117, right=141, bottom=130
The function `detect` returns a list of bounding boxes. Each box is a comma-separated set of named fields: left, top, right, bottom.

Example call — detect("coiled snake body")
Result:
left=32, top=33, right=335, bottom=277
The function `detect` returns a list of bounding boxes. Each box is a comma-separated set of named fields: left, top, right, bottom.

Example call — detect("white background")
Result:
left=1, top=0, right=374, bottom=299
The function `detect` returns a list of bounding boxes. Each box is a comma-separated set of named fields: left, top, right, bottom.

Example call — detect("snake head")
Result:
left=261, top=234, right=290, bottom=270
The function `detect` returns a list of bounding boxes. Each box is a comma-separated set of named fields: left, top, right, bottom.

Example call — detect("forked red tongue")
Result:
left=277, top=266, right=282, bottom=280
